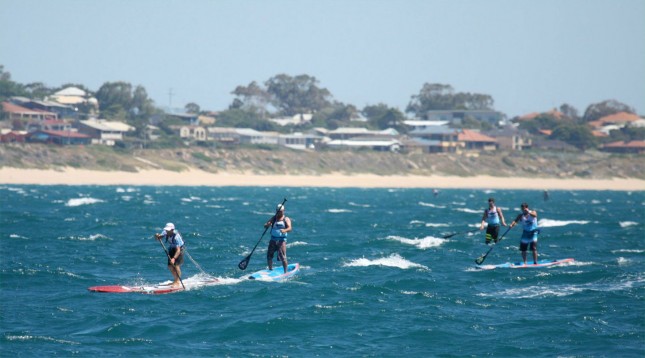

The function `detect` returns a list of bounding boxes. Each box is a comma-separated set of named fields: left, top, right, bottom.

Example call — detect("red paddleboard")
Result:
left=88, top=276, right=219, bottom=294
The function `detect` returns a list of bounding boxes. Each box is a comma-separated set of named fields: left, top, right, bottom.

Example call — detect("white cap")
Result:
left=276, top=204, right=285, bottom=211
left=164, top=223, right=175, bottom=231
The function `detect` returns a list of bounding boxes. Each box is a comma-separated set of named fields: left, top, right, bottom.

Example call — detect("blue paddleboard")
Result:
left=248, top=263, right=300, bottom=281
left=478, top=258, right=574, bottom=270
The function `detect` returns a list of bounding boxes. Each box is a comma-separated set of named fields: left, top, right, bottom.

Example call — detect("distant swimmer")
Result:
left=543, top=190, right=550, bottom=201
left=433, top=189, right=439, bottom=197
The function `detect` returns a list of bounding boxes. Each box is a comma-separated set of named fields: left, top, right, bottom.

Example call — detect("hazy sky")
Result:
left=1, top=0, right=644, bottom=118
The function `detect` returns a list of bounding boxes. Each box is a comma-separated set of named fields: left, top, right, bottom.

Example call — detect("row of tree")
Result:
left=1, top=65, right=642, bottom=150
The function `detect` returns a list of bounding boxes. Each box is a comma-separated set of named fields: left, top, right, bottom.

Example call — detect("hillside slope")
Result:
left=1, top=144, right=643, bottom=180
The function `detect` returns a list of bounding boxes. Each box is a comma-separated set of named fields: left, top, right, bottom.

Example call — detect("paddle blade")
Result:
left=238, top=255, right=251, bottom=270
left=475, top=254, right=487, bottom=265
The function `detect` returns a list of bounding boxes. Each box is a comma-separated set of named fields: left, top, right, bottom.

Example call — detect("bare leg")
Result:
left=521, top=251, right=527, bottom=265
left=532, top=249, right=538, bottom=265
left=169, top=264, right=182, bottom=287
left=268, top=258, right=273, bottom=270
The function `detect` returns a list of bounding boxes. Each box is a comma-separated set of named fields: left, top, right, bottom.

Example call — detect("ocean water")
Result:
left=1, top=185, right=644, bottom=357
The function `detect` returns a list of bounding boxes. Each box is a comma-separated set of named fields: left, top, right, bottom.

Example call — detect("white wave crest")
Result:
left=455, top=208, right=481, bottom=214
left=66, top=197, right=104, bottom=207
left=538, top=219, right=590, bottom=227
left=287, top=241, right=308, bottom=248
left=349, top=202, right=370, bottom=208
left=327, top=209, right=352, bottom=213
left=425, top=223, right=450, bottom=228
left=619, top=221, right=638, bottom=228
left=387, top=235, right=446, bottom=249
left=9, top=234, right=29, bottom=240
left=344, top=253, right=428, bottom=270
left=418, top=201, right=446, bottom=209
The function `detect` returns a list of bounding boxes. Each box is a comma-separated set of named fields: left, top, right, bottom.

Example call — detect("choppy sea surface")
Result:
left=1, top=185, right=644, bottom=357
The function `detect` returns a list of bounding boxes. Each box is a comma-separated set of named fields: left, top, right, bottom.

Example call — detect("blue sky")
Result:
left=1, top=0, right=643, bottom=118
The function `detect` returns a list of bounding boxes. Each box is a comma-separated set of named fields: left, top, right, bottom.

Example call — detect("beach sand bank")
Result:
left=1, top=167, right=644, bottom=191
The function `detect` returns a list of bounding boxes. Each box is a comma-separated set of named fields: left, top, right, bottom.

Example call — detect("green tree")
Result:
left=0, top=65, right=27, bottom=101
left=185, top=102, right=201, bottom=114
left=231, top=81, right=271, bottom=118
left=582, top=99, right=635, bottom=123
left=363, top=103, right=408, bottom=133
left=95, top=81, right=155, bottom=121
left=216, top=108, right=277, bottom=131
left=265, top=74, right=332, bottom=116
left=406, top=83, right=495, bottom=119
left=549, top=123, right=597, bottom=150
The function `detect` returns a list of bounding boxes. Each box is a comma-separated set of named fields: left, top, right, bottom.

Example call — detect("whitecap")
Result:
left=617, top=257, right=631, bottom=265
left=538, top=219, right=590, bottom=228
left=344, top=253, right=428, bottom=270
left=455, top=208, right=481, bottom=214
left=387, top=235, right=446, bottom=249
left=9, top=234, right=29, bottom=240
left=349, top=202, right=370, bottom=208
left=418, top=201, right=446, bottom=209
left=287, top=241, right=308, bottom=248
left=66, top=197, right=104, bottom=207
left=612, top=249, right=644, bottom=254
left=425, top=223, right=450, bottom=228
left=619, top=221, right=638, bottom=228
left=327, top=209, right=352, bottom=213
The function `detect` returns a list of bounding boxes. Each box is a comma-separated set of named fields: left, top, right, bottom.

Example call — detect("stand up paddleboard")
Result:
left=248, top=263, right=300, bottom=281
left=477, top=258, right=574, bottom=270
left=88, top=276, right=219, bottom=294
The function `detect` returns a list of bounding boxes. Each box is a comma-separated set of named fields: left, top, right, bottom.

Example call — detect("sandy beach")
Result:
left=1, top=167, right=644, bottom=190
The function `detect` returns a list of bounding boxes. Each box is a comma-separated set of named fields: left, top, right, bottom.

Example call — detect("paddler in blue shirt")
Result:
left=509, top=203, right=539, bottom=265
left=264, top=203, right=292, bottom=273
left=155, top=222, right=185, bottom=288
left=479, top=197, right=507, bottom=245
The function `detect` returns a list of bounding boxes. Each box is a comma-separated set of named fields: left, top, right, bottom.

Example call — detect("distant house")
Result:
left=27, top=130, right=91, bottom=145
left=458, top=129, right=498, bottom=151
left=401, top=137, right=444, bottom=153
left=26, top=119, right=73, bottom=133
left=588, top=112, right=643, bottom=134
left=484, top=126, right=532, bottom=151
left=601, top=140, right=645, bottom=154
left=77, top=119, right=134, bottom=145
left=326, top=137, right=401, bottom=152
left=408, top=126, right=460, bottom=153
left=2, top=101, right=57, bottom=121
left=278, top=132, right=323, bottom=150
left=327, top=127, right=399, bottom=140
left=166, top=112, right=199, bottom=126
left=0, top=129, right=28, bottom=143
left=22, top=99, right=77, bottom=119
left=172, top=125, right=207, bottom=141
left=208, top=127, right=241, bottom=145
left=207, top=127, right=278, bottom=146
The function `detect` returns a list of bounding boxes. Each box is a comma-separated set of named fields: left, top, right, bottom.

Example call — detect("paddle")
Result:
left=238, top=198, right=287, bottom=270
left=442, top=228, right=479, bottom=239
left=474, top=226, right=513, bottom=265
left=158, top=239, right=185, bottom=289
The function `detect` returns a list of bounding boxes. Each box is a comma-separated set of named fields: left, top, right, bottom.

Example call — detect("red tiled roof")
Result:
left=458, top=129, right=497, bottom=142
left=538, top=129, right=553, bottom=136
left=590, top=112, right=641, bottom=128
left=603, top=140, right=645, bottom=148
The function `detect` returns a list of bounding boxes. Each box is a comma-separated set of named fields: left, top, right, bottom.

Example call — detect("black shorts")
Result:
left=486, top=225, right=500, bottom=238
left=267, top=240, right=286, bottom=261
left=168, top=247, right=184, bottom=265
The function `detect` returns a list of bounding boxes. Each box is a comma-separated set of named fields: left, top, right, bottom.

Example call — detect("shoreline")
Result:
left=1, top=167, right=644, bottom=191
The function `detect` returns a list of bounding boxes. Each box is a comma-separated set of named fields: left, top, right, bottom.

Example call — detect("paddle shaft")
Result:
left=238, top=198, right=287, bottom=270
left=475, top=226, right=513, bottom=265
left=158, top=239, right=185, bottom=289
